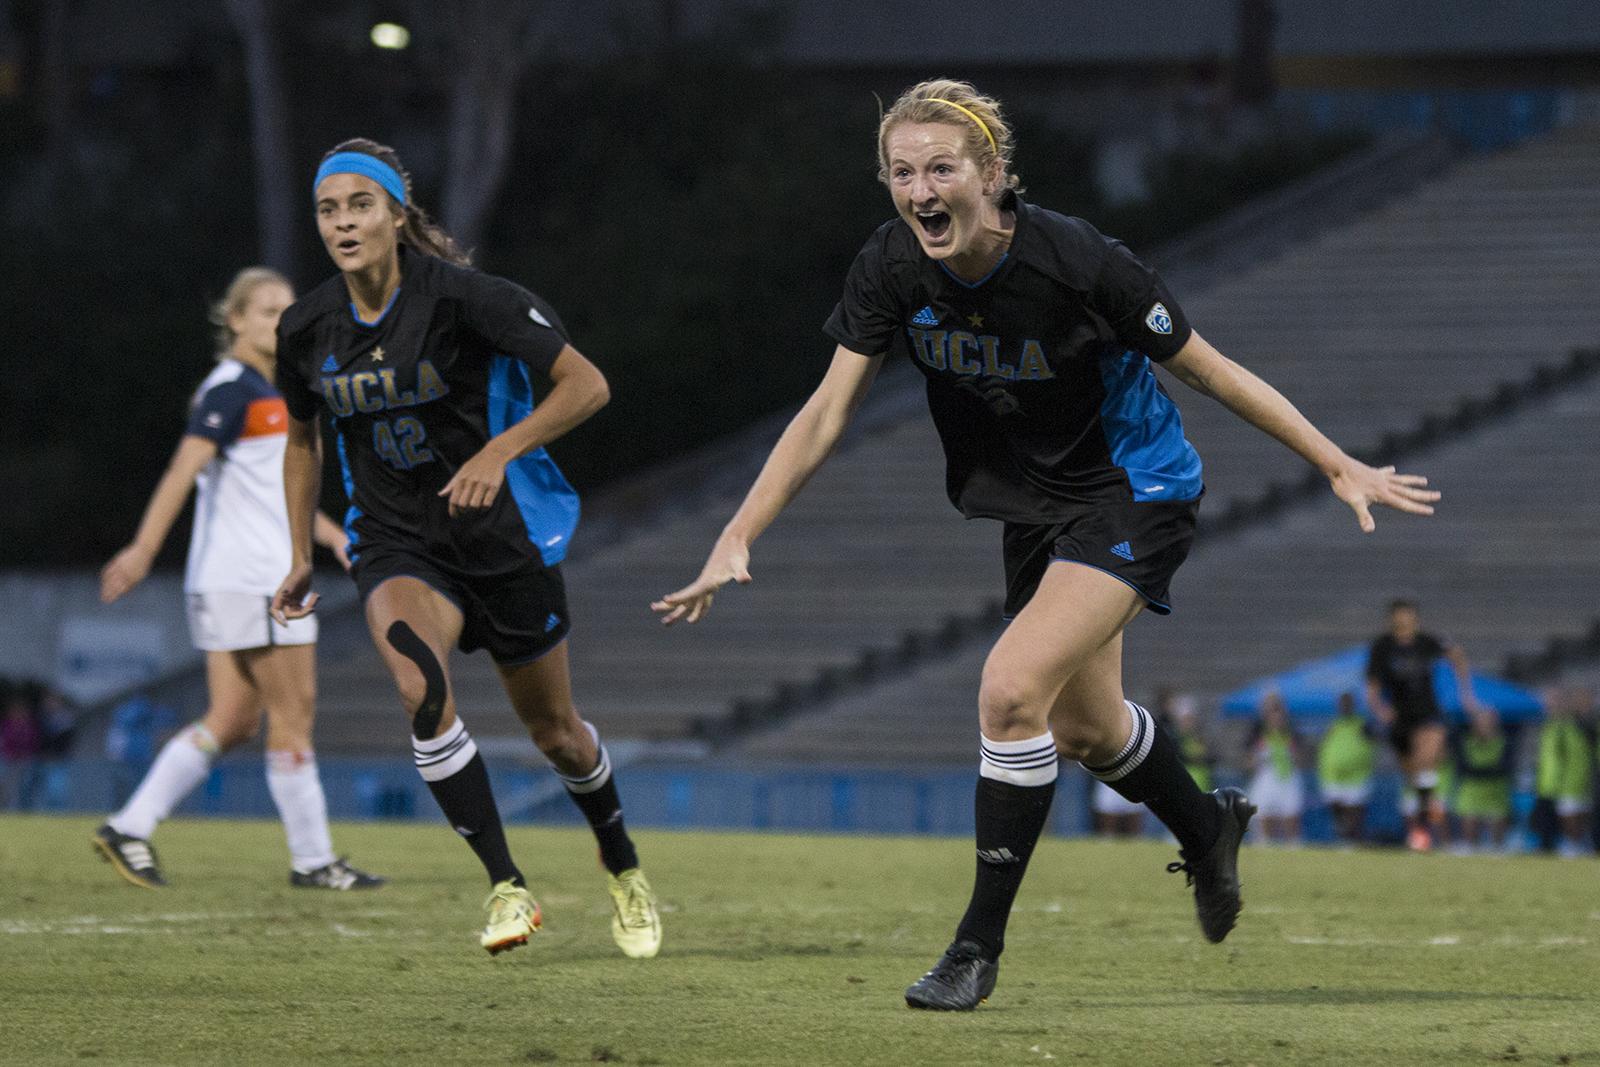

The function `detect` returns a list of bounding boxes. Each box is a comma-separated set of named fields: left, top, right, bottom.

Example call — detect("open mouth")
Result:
left=916, top=210, right=951, bottom=241
left=337, top=238, right=361, bottom=255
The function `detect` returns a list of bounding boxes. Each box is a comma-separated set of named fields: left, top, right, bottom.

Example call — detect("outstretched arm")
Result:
left=271, top=415, right=323, bottom=623
left=100, top=436, right=218, bottom=603
left=652, top=344, right=884, bottom=625
left=1163, top=331, right=1440, bottom=532
left=437, top=345, right=609, bottom=518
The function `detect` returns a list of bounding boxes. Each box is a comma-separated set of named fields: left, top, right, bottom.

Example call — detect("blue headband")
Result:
left=313, top=152, right=406, bottom=205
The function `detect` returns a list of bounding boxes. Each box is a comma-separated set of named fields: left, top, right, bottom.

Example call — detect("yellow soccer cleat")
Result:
left=480, top=879, right=541, bottom=955
left=606, top=868, right=662, bottom=959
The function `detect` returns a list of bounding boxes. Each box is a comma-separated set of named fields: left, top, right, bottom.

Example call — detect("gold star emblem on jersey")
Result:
left=370, top=346, right=384, bottom=361
left=967, top=313, right=984, bottom=328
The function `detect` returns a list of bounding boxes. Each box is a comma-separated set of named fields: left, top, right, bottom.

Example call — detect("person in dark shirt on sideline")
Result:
left=1365, top=599, right=1482, bottom=852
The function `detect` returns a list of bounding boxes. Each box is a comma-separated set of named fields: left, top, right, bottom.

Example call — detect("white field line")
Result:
left=1284, top=934, right=1589, bottom=948
left=2, top=912, right=259, bottom=934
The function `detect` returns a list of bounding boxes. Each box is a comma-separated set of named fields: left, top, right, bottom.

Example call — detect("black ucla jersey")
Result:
left=276, top=244, right=580, bottom=574
left=824, top=192, right=1203, bottom=522
left=1366, top=632, right=1450, bottom=722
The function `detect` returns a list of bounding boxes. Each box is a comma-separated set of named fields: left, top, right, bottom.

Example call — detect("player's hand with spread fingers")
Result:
left=270, top=560, right=319, bottom=624
left=439, top=445, right=509, bottom=517
left=653, top=534, right=752, bottom=626
left=1327, top=456, right=1441, bottom=533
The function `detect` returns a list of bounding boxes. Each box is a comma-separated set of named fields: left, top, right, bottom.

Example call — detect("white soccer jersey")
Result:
left=183, top=360, right=294, bottom=595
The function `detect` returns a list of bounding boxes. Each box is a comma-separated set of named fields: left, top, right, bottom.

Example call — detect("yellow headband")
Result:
left=929, top=98, right=997, bottom=156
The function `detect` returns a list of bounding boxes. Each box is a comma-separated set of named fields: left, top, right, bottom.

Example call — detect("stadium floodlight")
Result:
left=370, top=23, right=411, bottom=50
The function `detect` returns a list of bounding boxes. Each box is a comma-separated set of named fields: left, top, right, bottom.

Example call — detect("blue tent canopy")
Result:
left=1219, top=644, right=1545, bottom=723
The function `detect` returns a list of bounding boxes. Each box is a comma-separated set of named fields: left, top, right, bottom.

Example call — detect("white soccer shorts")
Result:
left=186, top=591, right=317, bottom=652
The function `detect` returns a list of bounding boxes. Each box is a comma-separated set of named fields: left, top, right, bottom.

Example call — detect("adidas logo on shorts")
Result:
left=1110, top=541, right=1135, bottom=562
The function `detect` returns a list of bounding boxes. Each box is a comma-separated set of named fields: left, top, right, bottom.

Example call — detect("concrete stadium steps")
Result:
left=306, top=124, right=1600, bottom=757
left=1166, top=123, right=1600, bottom=508
left=736, top=374, right=1600, bottom=763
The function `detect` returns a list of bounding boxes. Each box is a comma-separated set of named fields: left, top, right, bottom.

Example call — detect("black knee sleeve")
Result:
left=387, top=621, right=447, bottom=740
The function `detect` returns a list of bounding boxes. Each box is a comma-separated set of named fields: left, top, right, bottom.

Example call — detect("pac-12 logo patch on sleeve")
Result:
left=1145, top=303, right=1172, bottom=335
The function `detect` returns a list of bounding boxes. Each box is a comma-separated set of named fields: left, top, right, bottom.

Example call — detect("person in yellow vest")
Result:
left=1249, top=692, right=1306, bottom=845
left=1317, top=692, right=1375, bottom=844
left=1449, top=708, right=1513, bottom=853
left=1537, top=687, right=1596, bottom=858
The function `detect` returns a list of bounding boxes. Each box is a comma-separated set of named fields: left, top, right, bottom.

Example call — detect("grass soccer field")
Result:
left=3, top=816, right=1595, bottom=1066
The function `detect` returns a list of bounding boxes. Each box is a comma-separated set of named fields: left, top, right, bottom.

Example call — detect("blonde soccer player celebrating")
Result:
left=656, top=80, right=1439, bottom=1009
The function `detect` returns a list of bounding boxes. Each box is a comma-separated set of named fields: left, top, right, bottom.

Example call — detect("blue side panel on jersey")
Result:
left=334, top=430, right=363, bottom=557
left=488, top=356, right=580, bottom=566
left=1096, top=349, right=1203, bottom=502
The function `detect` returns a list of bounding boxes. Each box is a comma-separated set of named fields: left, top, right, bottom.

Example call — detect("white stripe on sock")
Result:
left=561, top=723, right=613, bottom=794
left=413, top=717, right=479, bottom=782
left=1085, top=702, right=1156, bottom=783
left=979, top=732, right=1059, bottom=787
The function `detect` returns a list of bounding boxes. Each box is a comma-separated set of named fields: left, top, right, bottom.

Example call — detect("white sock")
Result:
left=265, top=750, right=337, bottom=874
left=108, top=724, right=217, bottom=840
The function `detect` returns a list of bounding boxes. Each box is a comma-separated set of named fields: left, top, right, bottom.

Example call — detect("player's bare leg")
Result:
left=908, top=563, right=1251, bottom=1011
left=499, top=645, right=660, bottom=958
left=1402, top=723, right=1447, bottom=850
left=242, top=643, right=383, bottom=888
left=95, top=648, right=277, bottom=886
left=369, top=577, right=537, bottom=952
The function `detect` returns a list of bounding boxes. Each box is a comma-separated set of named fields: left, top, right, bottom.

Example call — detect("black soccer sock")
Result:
left=559, top=723, right=639, bottom=876
left=1085, top=702, right=1221, bottom=858
left=414, top=718, right=523, bottom=887
left=953, top=732, right=1060, bottom=960
left=954, top=777, right=1056, bottom=960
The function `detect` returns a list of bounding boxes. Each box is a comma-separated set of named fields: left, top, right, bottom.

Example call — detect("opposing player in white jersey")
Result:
left=94, top=267, right=384, bottom=890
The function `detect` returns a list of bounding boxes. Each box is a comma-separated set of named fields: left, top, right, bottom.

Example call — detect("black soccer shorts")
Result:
left=1002, top=495, right=1201, bottom=619
left=1388, top=714, right=1444, bottom=760
left=352, top=541, right=571, bottom=664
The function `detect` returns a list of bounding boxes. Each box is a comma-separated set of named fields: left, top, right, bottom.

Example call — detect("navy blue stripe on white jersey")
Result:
left=186, top=362, right=280, bottom=449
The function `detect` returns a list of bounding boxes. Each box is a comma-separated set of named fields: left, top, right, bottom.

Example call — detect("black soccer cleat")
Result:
left=93, top=823, right=168, bottom=888
left=290, top=857, right=388, bottom=890
left=904, top=939, right=999, bottom=1011
left=1168, top=787, right=1256, bottom=943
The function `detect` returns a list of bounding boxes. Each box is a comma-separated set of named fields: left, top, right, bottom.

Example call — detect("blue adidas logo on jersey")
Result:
left=545, top=613, right=561, bottom=633
left=321, top=355, right=339, bottom=372
left=1110, top=541, right=1135, bottom=562
left=911, top=306, right=940, bottom=327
